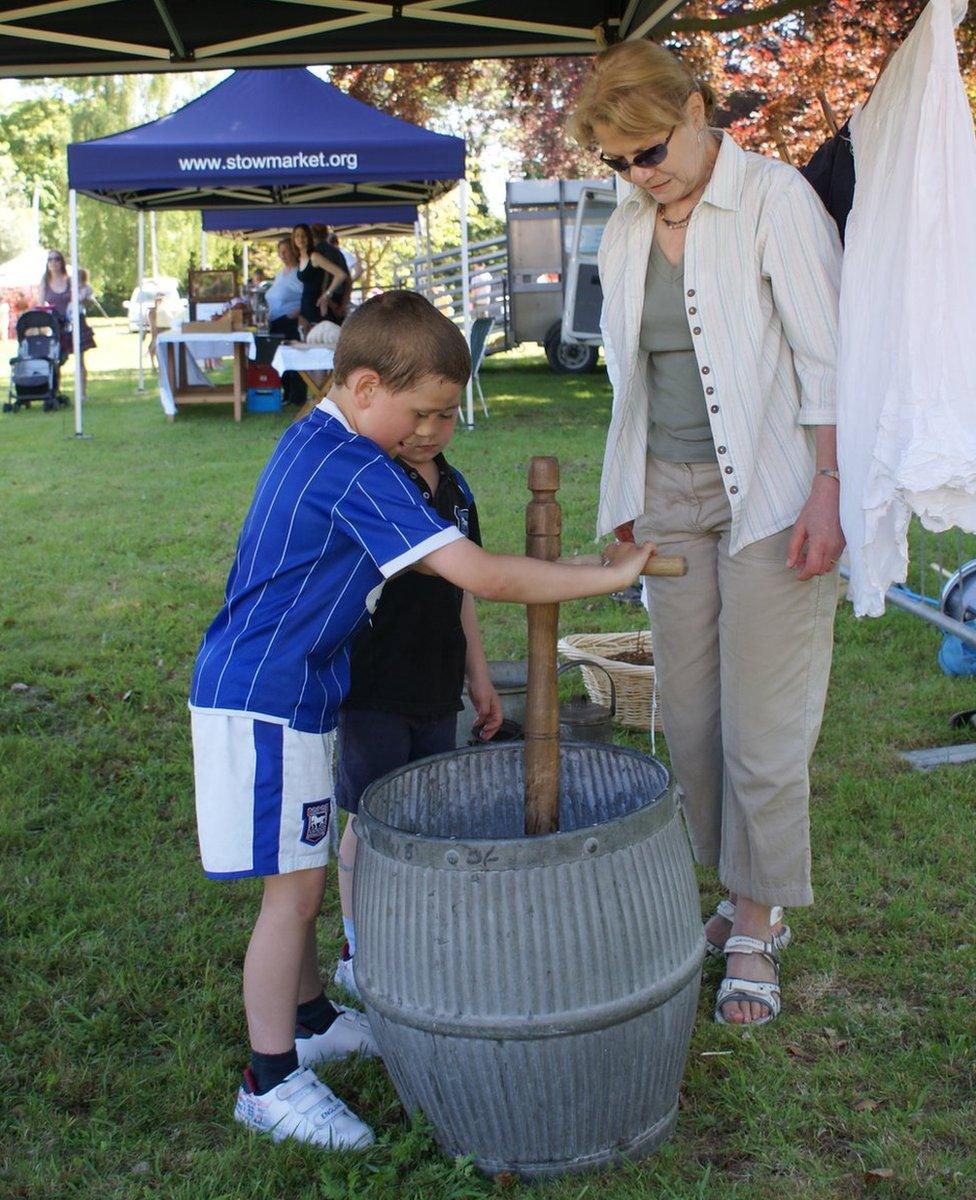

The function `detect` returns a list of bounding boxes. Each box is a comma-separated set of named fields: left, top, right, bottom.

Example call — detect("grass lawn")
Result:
left=2, top=321, right=974, bottom=1199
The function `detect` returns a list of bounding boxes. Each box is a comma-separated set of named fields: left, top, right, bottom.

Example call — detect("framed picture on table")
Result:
left=188, top=268, right=238, bottom=317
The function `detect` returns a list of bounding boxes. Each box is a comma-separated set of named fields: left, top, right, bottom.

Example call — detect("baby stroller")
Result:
left=4, top=308, right=69, bottom=412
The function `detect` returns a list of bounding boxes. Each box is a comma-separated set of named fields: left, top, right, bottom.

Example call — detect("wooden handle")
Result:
left=558, top=553, right=688, bottom=577
left=641, top=555, right=687, bottom=577
left=524, top=456, right=561, bottom=837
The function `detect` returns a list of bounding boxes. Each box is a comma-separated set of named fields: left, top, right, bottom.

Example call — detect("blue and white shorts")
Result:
left=191, top=710, right=335, bottom=879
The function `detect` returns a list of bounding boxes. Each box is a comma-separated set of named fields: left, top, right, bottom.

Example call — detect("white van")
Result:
left=123, top=277, right=187, bottom=333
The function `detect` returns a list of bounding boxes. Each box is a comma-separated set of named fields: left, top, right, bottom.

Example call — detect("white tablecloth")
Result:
left=270, top=344, right=335, bottom=377
left=157, top=331, right=257, bottom=416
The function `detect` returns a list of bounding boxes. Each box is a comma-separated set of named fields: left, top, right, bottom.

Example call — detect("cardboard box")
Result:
left=183, top=311, right=233, bottom=333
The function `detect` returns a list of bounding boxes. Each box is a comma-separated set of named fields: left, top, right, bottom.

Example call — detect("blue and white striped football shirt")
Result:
left=190, top=401, right=463, bottom=733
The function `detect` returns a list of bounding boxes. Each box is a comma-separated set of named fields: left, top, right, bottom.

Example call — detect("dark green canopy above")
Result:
left=0, top=1, right=704, bottom=77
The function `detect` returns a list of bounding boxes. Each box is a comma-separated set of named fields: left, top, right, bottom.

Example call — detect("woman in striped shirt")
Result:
left=570, top=40, right=845, bottom=1028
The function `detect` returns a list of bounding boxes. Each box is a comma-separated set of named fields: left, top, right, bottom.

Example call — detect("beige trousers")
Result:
left=633, top=458, right=839, bottom=908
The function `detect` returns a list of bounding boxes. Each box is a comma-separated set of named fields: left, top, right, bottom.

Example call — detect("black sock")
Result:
left=249, top=1047, right=298, bottom=1094
left=296, top=990, right=340, bottom=1036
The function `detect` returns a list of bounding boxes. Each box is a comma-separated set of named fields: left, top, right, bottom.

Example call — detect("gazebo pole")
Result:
left=413, top=219, right=421, bottom=291
left=424, top=202, right=433, bottom=297
left=137, top=211, right=145, bottom=394
left=200, top=225, right=208, bottom=268
left=243, top=240, right=250, bottom=290
left=150, top=210, right=158, bottom=276
left=68, top=188, right=84, bottom=437
left=458, top=179, right=473, bottom=430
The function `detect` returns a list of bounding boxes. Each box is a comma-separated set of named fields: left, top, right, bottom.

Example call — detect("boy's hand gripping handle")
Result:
left=558, top=553, right=688, bottom=576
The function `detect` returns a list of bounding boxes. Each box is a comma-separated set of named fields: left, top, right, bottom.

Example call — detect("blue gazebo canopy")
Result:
left=202, top=204, right=418, bottom=238
left=67, top=68, right=465, bottom=211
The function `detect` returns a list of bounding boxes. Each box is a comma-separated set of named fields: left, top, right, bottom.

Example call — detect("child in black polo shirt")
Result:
left=332, top=415, right=502, bottom=999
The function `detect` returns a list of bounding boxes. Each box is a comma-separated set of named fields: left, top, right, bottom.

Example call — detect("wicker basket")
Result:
left=557, top=630, right=661, bottom=731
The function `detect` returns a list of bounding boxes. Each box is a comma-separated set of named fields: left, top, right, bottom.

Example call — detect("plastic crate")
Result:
left=246, top=387, right=283, bottom=413
left=247, top=363, right=281, bottom=389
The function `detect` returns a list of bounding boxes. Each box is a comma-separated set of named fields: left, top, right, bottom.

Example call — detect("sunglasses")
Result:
left=599, top=127, right=676, bottom=175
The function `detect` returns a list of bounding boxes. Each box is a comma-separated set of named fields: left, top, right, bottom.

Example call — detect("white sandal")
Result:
left=704, top=900, right=792, bottom=957
left=715, top=935, right=781, bottom=1026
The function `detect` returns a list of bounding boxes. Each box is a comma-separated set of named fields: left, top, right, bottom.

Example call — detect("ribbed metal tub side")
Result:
left=355, top=743, right=703, bottom=1178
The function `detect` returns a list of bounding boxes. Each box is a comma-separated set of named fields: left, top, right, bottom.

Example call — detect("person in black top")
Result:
left=292, top=223, right=347, bottom=331
left=801, top=121, right=855, bottom=243
left=799, top=54, right=896, bottom=243
left=311, top=223, right=353, bottom=324
left=331, top=420, right=502, bottom=1001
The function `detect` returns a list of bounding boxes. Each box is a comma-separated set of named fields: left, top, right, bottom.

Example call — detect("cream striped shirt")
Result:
left=597, top=131, right=843, bottom=553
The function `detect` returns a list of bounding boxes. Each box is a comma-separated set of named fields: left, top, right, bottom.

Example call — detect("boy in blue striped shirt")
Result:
left=189, top=291, right=653, bottom=1152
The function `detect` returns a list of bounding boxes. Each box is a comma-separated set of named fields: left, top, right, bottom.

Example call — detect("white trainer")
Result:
left=296, top=1005, right=379, bottom=1068
left=333, top=948, right=361, bottom=1001
left=234, top=1066, right=374, bottom=1150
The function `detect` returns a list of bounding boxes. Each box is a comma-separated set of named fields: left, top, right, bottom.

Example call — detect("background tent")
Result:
left=202, top=204, right=419, bottom=239
left=203, top=204, right=420, bottom=305
left=0, top=3, right=706, bottom=76
left=64, top=68, right=472, bottom=432
left=67, top=69, right=464, bottom=210
left=0, top=245, right=48, bottom=290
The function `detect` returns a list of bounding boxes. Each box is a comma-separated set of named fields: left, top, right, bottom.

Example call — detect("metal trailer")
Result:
left=504, top=178, right=613, bottom=373
left=401, top=178, right=616, bottom=374
left=559, top=183, right=618, bottom=361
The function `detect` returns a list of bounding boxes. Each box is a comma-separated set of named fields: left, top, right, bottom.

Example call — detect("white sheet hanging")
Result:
left=837, top=0, right=976, bottom=617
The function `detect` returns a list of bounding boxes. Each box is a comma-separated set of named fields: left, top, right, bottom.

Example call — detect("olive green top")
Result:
left=638, top=240, right=716, bottom=463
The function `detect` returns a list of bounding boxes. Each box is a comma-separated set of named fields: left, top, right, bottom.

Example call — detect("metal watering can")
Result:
left=556, top=659, right=617, bottom=744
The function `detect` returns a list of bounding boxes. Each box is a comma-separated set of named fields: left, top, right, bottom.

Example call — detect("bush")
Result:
left=98, top=287, right=128, bottom=317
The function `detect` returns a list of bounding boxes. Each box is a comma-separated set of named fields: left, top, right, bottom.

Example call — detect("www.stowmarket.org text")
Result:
left=177, top=150, right=359, bottom=171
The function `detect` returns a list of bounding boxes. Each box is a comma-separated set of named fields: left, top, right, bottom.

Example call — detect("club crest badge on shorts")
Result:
left=300, top=799, right=332, bottom=846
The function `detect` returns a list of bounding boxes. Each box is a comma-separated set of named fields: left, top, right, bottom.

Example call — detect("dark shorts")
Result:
left=335, top=708, right=457, bottom=813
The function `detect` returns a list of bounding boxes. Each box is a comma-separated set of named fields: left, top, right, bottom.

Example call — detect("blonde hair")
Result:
left=569, top=40, right=716, bottom=147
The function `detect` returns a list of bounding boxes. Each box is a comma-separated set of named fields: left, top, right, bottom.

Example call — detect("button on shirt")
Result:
left=264, top=266, right=303, bottom=323
left=597, top=131, right=842, bottom=553
left=189, top=401, right=463, bottom=733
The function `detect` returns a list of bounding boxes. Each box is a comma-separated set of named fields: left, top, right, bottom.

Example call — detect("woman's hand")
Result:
left=468, top=678, right=503, bottom=741
left=614, top=520, right=636, bottom=544
left=786, top=476, right=845, bottom=580
left=316, top=292, right=333, bottom=316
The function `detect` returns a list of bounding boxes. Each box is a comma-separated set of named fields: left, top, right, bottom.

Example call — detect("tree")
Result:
left=337, top=3, right=974, bottom=182
left=497, top=1, right=975, bottom=175
left=0, top=148, right=33, bottom=264
left=501, top=57, right=595, bottom=178
left=663, top=0, right=976, bottom=164
left=0, top=97, right=71, bottom=248
left=0, top=71, right=223, bottom=311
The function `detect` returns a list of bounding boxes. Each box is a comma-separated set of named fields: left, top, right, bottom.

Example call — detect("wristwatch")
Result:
left=817, top=469, right=840, bottom=481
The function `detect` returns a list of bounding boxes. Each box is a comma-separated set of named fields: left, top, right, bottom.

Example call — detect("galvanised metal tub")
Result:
left=354, top=742, right=703, bottom=1179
